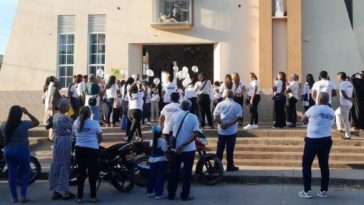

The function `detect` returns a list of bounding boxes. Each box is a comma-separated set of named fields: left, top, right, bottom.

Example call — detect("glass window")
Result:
left=88, top=33, right=105, bottom=74
left=153, top=0, right=193, bottom=24
left=57, top=34, right=74, bottom=88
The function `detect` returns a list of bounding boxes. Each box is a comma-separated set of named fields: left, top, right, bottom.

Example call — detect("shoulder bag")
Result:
left=171, top=112, right=189, bottom=149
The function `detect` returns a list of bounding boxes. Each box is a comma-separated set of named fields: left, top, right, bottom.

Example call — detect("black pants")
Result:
left=127, top=109, right=143, bottom=142
left=168, top=151, right=195, bottom=200
left=188, top=97, right=198, bottom=115
left=274, top=96, right=286, bottom=128
left=216, top=134, right=237, bottom=168
left=249, top=95, right=261, bottom=125
left=233, top=96, right=244, bottom=125
left=286, top=97, right=298, bottom=126
left=105, top=98, right=119, bottom=125
left=75, top=146, right=99, bottom=199
left=302, top=137, right=332, bottom=192
left=197, top=94, right=213, bottom=127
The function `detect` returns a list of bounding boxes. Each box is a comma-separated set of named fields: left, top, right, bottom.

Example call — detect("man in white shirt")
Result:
left=335, top=72, right=353, bottom=139
left=213, top=90, right=243, bottom=172
left=159, top=92, right=180, bottom=143
left=167, top=100, right=199, bottom=201
left=299, top=92, right=334, bottom=199
left=162, top=75, right=177, bottom=106
left=286, top=74, right=300, bottom=127
left=312, top=71, right=337, bottom=106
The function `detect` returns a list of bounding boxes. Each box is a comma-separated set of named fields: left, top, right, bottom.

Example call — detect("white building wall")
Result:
left=0, top=0, right=259, bottom=91
left=302, top=0, right=363, bottom=81
left=353, top=0, right=364, bottom=67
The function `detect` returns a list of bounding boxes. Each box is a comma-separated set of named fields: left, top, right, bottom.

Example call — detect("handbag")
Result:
left=272, top=93, right=283, bottom=101
left=171, top=112, right=189, bottom=149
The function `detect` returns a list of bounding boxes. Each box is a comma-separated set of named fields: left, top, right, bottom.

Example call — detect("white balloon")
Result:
left=96, top=68, right=104, bottom=78
left=191, top=65, right=199, bottom=73
left=173, top=66, right=179, bottom=72
left=176, top=71, right=184, bottom=79
left=153, top=78, right=160, bottom=85
left=182, top=66, right=189, bottom=73
left=146, top=69, right=154, bottom=77
left=131, top=74, right=138, bottom=80
left=182, top=71, right=189, bottom=79
left=182, top=80, right=189, bottom=87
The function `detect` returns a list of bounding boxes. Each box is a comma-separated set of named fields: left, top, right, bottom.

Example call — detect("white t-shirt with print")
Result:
left=247, top=80, right=260, bottom=96
left=232, top=81, right=245, bottom=96
left=195, top=80, right=212, bottom=95
left=70, top=84, right=79, bottom=98
left=184, top=84, right=197, bottom=99
left=312, top=80, right=336, bottom=104
left=163, top=82, right=177, bottom=103
left=305, top=105, right=335, bottom=139
left=160, top=102, right=180, bottom=134
left=169, top=111, right=199, bottom=152
left=339, top=81, right=353, bottom=106
left=128, top=92, right=144, bottom=110
left=287, top=81, right=299, bottom=99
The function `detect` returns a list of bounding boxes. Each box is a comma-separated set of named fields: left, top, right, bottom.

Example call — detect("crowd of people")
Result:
left=1, top=69, right=364, bottom=202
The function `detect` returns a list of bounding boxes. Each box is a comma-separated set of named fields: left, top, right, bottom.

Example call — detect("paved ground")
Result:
left=0, top=182, right=363, bottom=205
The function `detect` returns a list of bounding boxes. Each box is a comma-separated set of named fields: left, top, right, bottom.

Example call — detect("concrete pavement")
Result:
left=0, top=182, right=363, bottom=205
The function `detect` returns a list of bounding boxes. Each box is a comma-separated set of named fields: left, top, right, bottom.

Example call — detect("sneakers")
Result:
left=298, top=190, right=328, bottom=199
left=298, top=190, right=313, bottom=199
left=343, top=134, right=351, bottom=140
left=244, top=124, right=253, bottom=130
left=317, top=191, right=328, bottom=198
left=252, top=124, right=259, bottom=129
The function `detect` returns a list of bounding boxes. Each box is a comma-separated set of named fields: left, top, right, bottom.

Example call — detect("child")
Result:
left=213, top=81, right=223, bottom=112
left=150, top=88, right=160, bottom=122
left=142, top=82, right=152, bottom=126
left=147, top=126, right=167, bottom=200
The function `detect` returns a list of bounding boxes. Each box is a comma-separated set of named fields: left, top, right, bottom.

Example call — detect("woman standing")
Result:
left=195, top=72, right=214, bottom=129
left=104, top=76, right=120, bottom=127
left=272, top=72, right=287, bottom=128
left=244, top=73, right=261, bottom=130
left=219, top=74, right=233, bottom=94
left=162, top=75, right=177, bottom=107
left=1, top=106, right=39, bottom=203
left=127, top=83, right=145, bottom=142
left=73, top=106, right=102, bottom=203
left=48, top=99, right=75, bottom=200
left=302, top=74, right=315, bottom=111
left=232, top=73, right=246, bottom=126
left=184, top=75, right=198, bottom=115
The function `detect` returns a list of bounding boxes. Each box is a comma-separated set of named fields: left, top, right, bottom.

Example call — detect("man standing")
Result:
left=335, top=72, right=353, bottom=140
left=84, top=74, right=103, bottom=122
left=312, top=71, right=336, bottom=106
left=286, top=74, right=299, bottom=127
left=213, top=90, right=243, bottom=172
left=298, top=92, right=335, bottom=199
left=351, top=71, right=364, bottom=130
left=159, top=92, right=180, bottom=143
left=168, top=100, right=199, bottom=201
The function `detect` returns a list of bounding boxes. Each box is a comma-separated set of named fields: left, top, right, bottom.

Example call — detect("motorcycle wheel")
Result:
left=111, top=161, right=135, bottom=192
left=16, top=156, right=41, bottom=185
left=134, top=157, right=150, bottom=187
left=195, top=155, right=223, bottom=186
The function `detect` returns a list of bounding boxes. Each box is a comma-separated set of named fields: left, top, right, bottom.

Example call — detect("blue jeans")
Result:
left=147, top=161, right=166, bottom=196
left=168, top=151, right=195, bottom=200
left=216, top=134, right=237, bottom=168
left=302, top=137, right=332, bottom=192
left=89, top=106, right=100, bottom=122
left=4, top=145, right=30, bottom=199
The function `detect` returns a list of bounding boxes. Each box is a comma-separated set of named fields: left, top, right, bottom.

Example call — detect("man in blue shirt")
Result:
left=213, top=90, right=243, bottom=172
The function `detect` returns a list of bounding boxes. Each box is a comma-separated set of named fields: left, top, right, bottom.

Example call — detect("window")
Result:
left=88, top=15, right=106, bottom=75
left=152, top=0, right=193, bottom=29
left=57, top=16, right=75, bottom=88
left=88, top=33, right=105, bottom=74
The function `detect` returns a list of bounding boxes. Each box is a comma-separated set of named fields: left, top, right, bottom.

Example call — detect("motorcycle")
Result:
left=0, top=147, right=41, bottom=185
left=133, top=132, right=224, bottom=186
left=69, top=143, right=136, bottom=193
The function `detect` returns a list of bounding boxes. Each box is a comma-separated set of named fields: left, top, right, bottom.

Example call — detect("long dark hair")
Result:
left=78, top=106, right=91, bottom=132
left=278, top=71, right=287, bottom=92
left=152, top=128, right=162, bottom=152
left=106, top=75, right=116, bottom=89
left=4, top=106, right=23, bottom=143
left=306, top=74, right=315, bottom=89
left=129, top=84, right=139, bottom=97
left=224, top=74, right=233, bottom=89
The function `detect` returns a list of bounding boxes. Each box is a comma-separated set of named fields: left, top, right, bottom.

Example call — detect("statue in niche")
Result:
left=275, top=0, right=284, bottom=17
